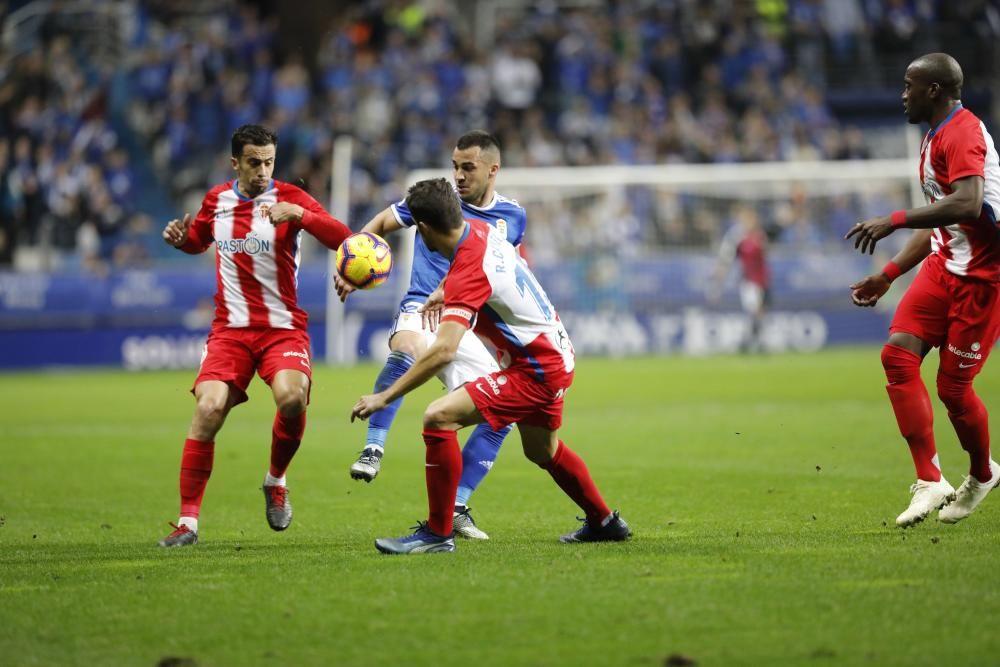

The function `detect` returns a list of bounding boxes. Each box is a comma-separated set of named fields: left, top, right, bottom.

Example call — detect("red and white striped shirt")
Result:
left=441, top=220, right=574, bottom=383
left=919, top=105, right=1000, bottom=282
left=180, top=179, right=351, bottom=330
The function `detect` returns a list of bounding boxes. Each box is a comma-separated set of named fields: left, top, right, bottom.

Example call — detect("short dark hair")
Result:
left=455, top=130, right=501, bottom=155
left=231, top=124, right=278, bottom=158
left=405, top=178, right=464, bottom=232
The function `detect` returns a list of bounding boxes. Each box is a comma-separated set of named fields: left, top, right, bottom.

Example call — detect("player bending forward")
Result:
left=847, top=53, right=1000, bottom=527
left=339, top=131, right=524, bottom=540
left=158, top=124, right=352, bottom=547
left=351, top=178, right=631, bottom=554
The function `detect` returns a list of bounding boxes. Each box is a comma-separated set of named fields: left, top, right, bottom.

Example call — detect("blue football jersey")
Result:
left=391, top=191, right=527, bottom=302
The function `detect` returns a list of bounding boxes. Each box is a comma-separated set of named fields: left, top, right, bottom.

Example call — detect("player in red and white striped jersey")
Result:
left=158, top=124, right=352, bottom=547
left=847, top=54, right=1000, bottom=527
left=351, top=179, right=630, bottom=555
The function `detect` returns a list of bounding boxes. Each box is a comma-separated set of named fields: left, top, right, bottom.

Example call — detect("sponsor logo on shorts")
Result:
left=283, top=349, right=311, bottom=367
left=948, top=343, right=983, bottom=360
left=959, top=362, right=978, bottom=369
left=475, top=374, right=503, bottom=397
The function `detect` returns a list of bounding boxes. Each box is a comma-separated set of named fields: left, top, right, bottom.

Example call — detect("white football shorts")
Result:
left=389, top=300, right=500, bottom=391
left=739, top=281, right=766, bottom=314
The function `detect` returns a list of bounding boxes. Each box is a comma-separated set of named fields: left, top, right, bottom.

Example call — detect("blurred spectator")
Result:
left=1, top=0, right=997, bottom=271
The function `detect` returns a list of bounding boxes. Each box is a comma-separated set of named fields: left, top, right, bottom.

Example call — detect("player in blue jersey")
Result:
left=335, top=130, right=527, bottom=539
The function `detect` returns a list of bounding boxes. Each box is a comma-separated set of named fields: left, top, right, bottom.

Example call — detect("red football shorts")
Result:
left=890, top=257, right=1000, bottom=378
left=193, top=327, right=313, bottom=404
left=464, top=364, right=574, bottom=432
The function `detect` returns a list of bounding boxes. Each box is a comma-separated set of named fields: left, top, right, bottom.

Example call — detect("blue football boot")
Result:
left=375, top=522, right=456, bottom=555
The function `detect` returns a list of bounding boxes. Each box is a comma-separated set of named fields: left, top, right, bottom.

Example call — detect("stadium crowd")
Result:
left=0, top=0, right=997, bottom=269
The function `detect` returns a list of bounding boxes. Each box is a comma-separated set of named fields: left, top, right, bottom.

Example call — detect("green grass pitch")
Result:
left=1, top=347, right=998, bottom=666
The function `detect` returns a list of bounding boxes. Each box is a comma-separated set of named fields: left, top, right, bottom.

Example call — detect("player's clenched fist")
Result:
left=266, top=202, right=304, bottom=225
left=162, top=213, right=192, bottom=247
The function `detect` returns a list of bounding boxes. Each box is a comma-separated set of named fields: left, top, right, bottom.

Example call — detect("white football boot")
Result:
left=452, top=506, right=489, bottom=540
left=895, top=478, right=956, bottom=527
left=939, top=460, right=1000, bottom=524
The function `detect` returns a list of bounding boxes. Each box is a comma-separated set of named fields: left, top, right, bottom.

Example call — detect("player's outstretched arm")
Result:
left=846, top=176, right=984, bottom=254
left=850, top=229, right=932, bottom=307
left=361, top=206, right=405, bottom=237
left=351, top=321, right=464, bottom=422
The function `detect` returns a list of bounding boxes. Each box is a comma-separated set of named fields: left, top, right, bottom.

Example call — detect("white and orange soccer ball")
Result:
left=336, top=232, right=393, bottom=290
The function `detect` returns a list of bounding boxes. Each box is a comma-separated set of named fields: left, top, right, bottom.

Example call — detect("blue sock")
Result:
left=366, top=351, right=414, bottom=451
left=456, top=423, right=511, bottom=506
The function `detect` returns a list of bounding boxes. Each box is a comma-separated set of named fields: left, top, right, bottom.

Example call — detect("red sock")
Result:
left=541, top=441, right=611, bottom=525
left=180, top=438, right=214, bottom=518
left=938, top=373, right=992, bottom=482
left=269, top=411, right=306, bottom=478
left=882, top=345, right=940, bottom=482
left=423, top=428, right=462, bottom=536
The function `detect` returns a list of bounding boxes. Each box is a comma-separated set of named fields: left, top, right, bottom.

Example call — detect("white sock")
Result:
left=264, top=472, right=286, bottom=487
left=178, top=516, right=198, bottom=532
left=364, top=444, right=385, bottom=454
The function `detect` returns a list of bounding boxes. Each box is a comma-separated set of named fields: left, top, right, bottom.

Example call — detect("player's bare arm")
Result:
left=162, top=213, right=192, bottom=248
left=351, top=321, right=465, bottom=422
left=850, top=229, right=933, bottom=307
left=362, top=206, right=405, bottom=238
left=333, top=207, right=404, bottom=302
left=845, top=176, right=985, bottom=254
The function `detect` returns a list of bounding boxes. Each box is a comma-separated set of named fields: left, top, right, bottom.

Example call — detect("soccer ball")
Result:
left=336, top=232, right=393, bottom=289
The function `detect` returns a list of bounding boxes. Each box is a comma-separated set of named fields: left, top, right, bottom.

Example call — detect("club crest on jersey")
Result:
left=217, top=234, right=270, bottom=255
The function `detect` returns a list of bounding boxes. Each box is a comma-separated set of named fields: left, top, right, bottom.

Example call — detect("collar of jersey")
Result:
left=927, top=103, right=964, bottom=141
left=463, top=191, right=498, bottom=211
left=450, top=222, right=472, bottom=260
left=232, top=179, right=274, bottom=201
